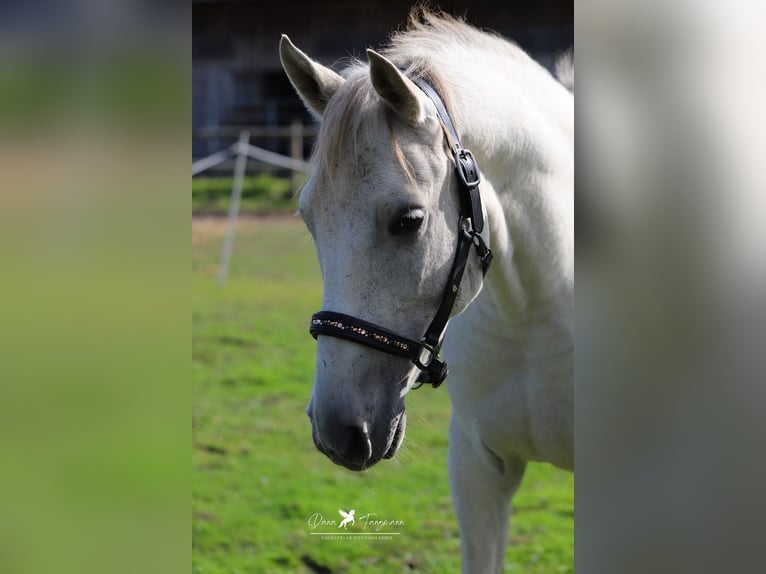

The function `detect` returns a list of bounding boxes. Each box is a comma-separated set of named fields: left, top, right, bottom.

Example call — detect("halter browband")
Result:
left=309, top=71, right=493, bottom=389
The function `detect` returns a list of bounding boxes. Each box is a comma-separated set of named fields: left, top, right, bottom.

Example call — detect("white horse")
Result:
left=280, top=11, right=573, bottom=573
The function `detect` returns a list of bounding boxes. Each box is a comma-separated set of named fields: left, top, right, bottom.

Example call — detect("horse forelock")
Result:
left=313, top=68, right=377, bottom=186
left=311, top=66, right=425, bottom=195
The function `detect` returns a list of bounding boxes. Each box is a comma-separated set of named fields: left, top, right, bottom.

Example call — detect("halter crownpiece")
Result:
left=309, top=70, right=493, bottom=389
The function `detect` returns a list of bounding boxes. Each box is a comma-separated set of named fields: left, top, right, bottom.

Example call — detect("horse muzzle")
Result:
left=308, top=407, right=406, bottom=471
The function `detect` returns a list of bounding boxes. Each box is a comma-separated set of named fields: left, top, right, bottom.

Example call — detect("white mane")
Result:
left=555, top=50, right=574, bottom=92
left=311, top=11, right=573, bottom=191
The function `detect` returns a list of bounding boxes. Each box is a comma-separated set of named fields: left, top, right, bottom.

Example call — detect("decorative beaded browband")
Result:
left=309, top=71, right=492, bottom=389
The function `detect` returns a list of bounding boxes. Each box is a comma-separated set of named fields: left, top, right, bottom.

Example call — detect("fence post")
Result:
left=218, top=130, right=250, bottom=287
left=290, top=120, right=304, bottom=192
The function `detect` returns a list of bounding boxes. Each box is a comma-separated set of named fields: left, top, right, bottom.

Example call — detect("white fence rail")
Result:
left=192, top=125, right=312, bottom=287
left=191, top=137, right=311, bottom=176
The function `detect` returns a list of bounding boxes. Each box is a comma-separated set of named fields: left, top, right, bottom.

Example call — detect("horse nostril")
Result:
left=339, top=424, right=372, bottom=466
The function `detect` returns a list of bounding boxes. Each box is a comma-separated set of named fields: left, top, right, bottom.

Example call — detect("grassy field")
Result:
left=192, top=175, right=302, bottom=215
left=192, top=216, right=573, bottom=573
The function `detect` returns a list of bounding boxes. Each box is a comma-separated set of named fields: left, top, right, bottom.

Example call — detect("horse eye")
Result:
left=389, top=208, right=425, bottom=235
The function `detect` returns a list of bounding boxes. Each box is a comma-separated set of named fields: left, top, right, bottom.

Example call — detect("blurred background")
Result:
left=0, top=2, right=188, bottom=574
left=191, top=0, right=572, bottom=215
left=191, top=0, right=572, bottom=154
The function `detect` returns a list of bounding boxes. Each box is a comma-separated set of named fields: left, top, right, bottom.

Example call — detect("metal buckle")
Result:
left=454, top=148, right=481, bottom=188
left=415, top=339, right=436, bottom=370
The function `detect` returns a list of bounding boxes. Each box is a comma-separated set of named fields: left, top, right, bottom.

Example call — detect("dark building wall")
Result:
left=192, top=1, right=572, bottom=158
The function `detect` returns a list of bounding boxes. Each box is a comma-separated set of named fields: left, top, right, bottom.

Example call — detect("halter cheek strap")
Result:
left=406, top=74, right=485, bottom=234
left=309, top=72, right=493, bottom=389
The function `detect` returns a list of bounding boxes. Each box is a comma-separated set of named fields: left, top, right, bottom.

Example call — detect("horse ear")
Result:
left=280, top=35, right=345, bottom=118
left=367, top=49, right=429, bottom=125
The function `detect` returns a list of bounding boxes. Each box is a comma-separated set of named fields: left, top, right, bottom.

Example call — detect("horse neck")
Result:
left=442, top=58, right=574, bottom=327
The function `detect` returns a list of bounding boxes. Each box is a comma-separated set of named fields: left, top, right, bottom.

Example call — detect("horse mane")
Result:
left=555, top=50, right=574, bottom=92
left=384, top=8, right=525, bottom=81
left=311, top=8, right=565, bottom=189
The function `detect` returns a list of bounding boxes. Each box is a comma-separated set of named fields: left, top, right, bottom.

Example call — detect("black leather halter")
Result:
left=309, top=72, right=493, bottom=389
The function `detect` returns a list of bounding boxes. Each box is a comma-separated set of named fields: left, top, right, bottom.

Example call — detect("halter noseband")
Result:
left=309, top=72, right=493, bottom=389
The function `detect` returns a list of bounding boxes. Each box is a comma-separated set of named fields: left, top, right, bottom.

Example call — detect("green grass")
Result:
left=192, top=175, right=304, bottom=215
left=192, top=216, right=573, bottom=573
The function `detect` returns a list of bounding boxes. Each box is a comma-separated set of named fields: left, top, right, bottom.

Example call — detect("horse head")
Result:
left=280, top=36, right=487, bottom=470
